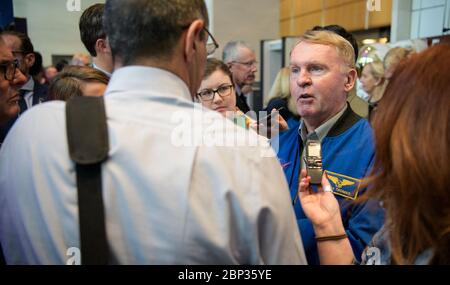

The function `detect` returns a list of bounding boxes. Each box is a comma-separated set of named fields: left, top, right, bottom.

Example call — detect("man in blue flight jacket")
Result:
left=272, top=30, right=384, bottom=264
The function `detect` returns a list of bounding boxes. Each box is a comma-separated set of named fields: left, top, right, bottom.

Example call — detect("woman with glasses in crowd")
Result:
left=197, top=58, right=238, bottom=117
left=197, top=58, right=287, bottom=136
left=197, top=57, right=261, bottom=133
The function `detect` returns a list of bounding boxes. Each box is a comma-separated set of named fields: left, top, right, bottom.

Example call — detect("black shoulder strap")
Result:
left=0, top=243, right=5, bottom=265
left=66, top=96, right=109, bottom=265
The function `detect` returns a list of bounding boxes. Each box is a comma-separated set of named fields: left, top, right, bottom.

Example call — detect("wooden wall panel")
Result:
left=323, top=1, right=366, bottom=31
left=280, top=0, right=293, bottom=20
left=293, top=11, right=322, bottom=35
left=323, top=0, right=361, bottom=9
left=294, top=0, right=322, bottom=17
left=280, top=0, right=392, bottom=37
left=280, top=19, right=293, bottom=37
left=368, top=0, right=392, bottom=28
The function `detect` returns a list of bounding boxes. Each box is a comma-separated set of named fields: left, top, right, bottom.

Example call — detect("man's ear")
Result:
left=95, top=38, right=111, bottom=54
left=184, top=19, right=204, bottom=63
left=344, top=68, right=357, bottom=92
left=24, top=52, right=35, bottom=69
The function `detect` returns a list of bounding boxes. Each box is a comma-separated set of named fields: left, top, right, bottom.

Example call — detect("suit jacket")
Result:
left=29, top=81, right=49, bottom=106
left=235, top=92, right=250, bottom=114
left=0, top=79, right=48, bottom=144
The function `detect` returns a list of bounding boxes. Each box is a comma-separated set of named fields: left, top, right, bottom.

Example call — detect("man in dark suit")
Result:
left=0, top=31, right=48, bottom=143
left=222, top=41, right=257, bottom=113
left=0, top=36, right=27, bottom=146
left=0, top=37, right=26, bottom=259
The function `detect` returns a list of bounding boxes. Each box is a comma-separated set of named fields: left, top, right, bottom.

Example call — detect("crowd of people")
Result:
left=0, top=0, right=448, bottom=265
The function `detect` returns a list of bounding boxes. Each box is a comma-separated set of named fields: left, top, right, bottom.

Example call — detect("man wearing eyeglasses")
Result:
left=0, top=31, right=48, bottom=144
left=0, top=0, right=306, bottom=265
left=0, top=38, right=27, bottom=126
left=223, top=41, right=258, bottom=113
left=0, top=37, right=27, bottom=262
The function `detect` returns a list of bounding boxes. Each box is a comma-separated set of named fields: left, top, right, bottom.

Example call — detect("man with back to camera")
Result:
left=222, top=41, right=257, bottom=113
left=272, top=30, right=384, bottom=264
left=79, top=3, right=113, bottom=77
left=0, top=0, right=306, bottom=265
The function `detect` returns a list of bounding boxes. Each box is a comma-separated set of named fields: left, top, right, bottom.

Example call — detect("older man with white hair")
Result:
left=273, top=30, right=384, bottom=265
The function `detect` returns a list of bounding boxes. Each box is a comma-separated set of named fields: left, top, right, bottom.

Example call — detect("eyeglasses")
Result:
left=0, top=59, right=19, bottom=81
left=180, top=24, right=219, bottom=56
left=197, top=84, right=233, bottom=101
left=203, top=27, right=219, bottom=56
left=231, top=60, right=258, bottom=68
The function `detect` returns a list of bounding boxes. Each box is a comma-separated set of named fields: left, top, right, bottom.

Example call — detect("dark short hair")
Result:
left=49, top=65, right=109, bottom=101
left=29, top=51, right=43, bottom=76
left=312, top=25, right=358, bottom=63
left=55, top=59, right=69, bottom=72
left=204, top=58, right=233, bottom=83
left=0, top=30, right=34, bottom=55
left=79, top=3, right=105, bottom=57
left=104, top=0, right=209, bottom=65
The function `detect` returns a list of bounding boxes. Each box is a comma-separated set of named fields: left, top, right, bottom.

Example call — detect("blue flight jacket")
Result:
left=272, top=106, right=385, bottom=264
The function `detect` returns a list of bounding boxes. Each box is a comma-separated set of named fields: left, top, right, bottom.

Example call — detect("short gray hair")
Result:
left=222, top=41, right=254, bottom=63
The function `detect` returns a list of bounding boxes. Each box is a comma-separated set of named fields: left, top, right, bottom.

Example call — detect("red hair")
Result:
left=368, top=44, right=450, bottom=264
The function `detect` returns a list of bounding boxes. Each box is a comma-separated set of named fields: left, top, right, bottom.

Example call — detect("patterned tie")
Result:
left=18, top=89, right=28, bottom=114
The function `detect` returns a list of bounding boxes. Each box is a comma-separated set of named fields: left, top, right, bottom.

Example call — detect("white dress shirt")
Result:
left=20, top=77, right=34, bottom=109
left=0, top=66, right=306, bottom=265
left=92, top=63, right=112, bottom=77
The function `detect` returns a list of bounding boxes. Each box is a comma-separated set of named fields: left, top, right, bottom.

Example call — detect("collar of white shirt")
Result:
left=299, top=104, right=348, bottom=143
left=105, top=66, right=193, bottom=102
left=21, top=76, right=34, bottom=92
left=92, top=63, right=112, bottom=78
